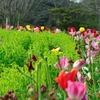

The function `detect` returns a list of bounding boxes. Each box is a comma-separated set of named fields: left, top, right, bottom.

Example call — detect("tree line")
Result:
left=0, top=0, right=100, bottom=30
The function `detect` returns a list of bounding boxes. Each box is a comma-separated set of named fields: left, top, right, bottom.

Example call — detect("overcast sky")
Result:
left=71, top=0, right=81, bottom=3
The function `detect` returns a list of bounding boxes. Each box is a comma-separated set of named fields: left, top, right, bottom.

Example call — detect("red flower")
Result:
left=52, top=30, right=55, bottom=34
left=71, top=27, right=76, bottom=32
left=67, top=27, right=76, bottom=32
left=28, top=60, right=35, bottom=72
left=67, top=27, right=71, bottom=31
left=46, top=27, right=50, bottom=31
left=55, top=69, right=78, bottom=90
left=2, top=24, right=6, bottom=28
left=92, top=29, right=96, bottom=33
left=32, top=55, right=37, bottom=62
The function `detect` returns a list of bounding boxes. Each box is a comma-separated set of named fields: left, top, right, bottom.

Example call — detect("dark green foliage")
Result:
left=50, top=6, right=98, bottom=30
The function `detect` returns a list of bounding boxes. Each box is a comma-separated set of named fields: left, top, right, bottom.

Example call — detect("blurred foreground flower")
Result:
left=55, top=69, right=78, bottom=90
left=66, top=81, right=87, bottom=100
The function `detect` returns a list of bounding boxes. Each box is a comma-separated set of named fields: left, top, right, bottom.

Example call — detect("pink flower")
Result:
left=96, top=35, right=100, bottom=41
left=55, top=28, right=61, bottom=33
left=10, top=25, right=14, bottom=29
left=34, top=27, right=40, bottom=32
left=69, top=31, right=76, bottom=36
left=84, top=37, right=90, bottom=44
left=68, top=27, right=76, bottom=36
left=66, top=98, right=72, bottom=100
left=73, top=59, right=85, bottom=70
left=6, top=25, right=9, bottom=29
left=76, top=31, right=81, bottom=35
left=82, top=31, right=88, bottom=37
left=85, top=45, right=90, bottom=50
left=86, top=28, right=91, bottom=33
left=93, top=50, right=99, bottom=55
left=86, top=49, right=93, bottom=57
left=91, top=41, right=99, bottom=50
left=66, top=81, right=87, bottom=100
left=77, top=72, right=84, bottom=83
left=86, top=56, right=94, bottom=64
left=54, top=57, right=70, bottom=69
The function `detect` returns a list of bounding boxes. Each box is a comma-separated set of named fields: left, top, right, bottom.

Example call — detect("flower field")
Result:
left=0, top=26, right=100, bottom=100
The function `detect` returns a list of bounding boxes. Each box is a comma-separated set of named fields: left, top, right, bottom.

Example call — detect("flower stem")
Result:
left=91, top=63, right=98, bottom=100
left=45, top=57, right=51, bottom=89
left=38, top=62, right=42, bottom=100
left=57, top=55, right=62, bottom=70
left=64, top=91, right=66, bottom=100
left=36, top=65, right=39, bottom=94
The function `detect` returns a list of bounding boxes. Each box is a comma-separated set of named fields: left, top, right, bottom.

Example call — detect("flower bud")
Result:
left=73, top=59, right=85, bottom=70
left=41, top=85, right=46, bottom=94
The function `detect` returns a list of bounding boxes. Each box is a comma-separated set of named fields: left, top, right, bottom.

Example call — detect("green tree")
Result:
left=50, top=6, right=98, bottom=30
left=80, top=0, right=100, bottom=30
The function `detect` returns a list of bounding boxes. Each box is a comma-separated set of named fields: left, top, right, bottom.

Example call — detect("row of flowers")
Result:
left=1, top=24, right=61, bottom=34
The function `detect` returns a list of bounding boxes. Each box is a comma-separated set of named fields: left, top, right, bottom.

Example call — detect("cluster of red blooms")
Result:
left=67, top=27, right=76, bottom=32
left=0, top=90, right=18, bottom=100
left=82, top=29, right=98, bottom=37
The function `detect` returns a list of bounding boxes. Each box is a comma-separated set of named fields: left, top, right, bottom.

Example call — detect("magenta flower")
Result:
left=66, top=81, right=87, bottom=100
left=73, top=59, right=85, bottom=70
left=54, top=57, right=70, bottom=69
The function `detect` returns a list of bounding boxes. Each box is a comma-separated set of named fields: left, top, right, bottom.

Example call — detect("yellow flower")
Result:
left=20, top=26, right=23, bottom=29
left=51, top=47, right=61, bottom=53
left=79, top=27, right=85, bottom=32
left=59, top=51, right=63, bottom=54
left=41, top=26, right=44, bottom=31
left=26, top=25, right=31, bottom=30
left=27, top=27, right=31, bottom=30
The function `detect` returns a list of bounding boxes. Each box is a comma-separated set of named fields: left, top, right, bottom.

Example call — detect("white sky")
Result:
left=70, top=0, right=81, bottom=3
